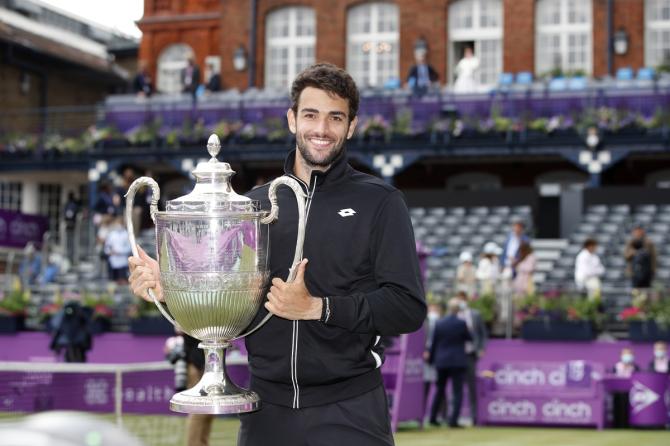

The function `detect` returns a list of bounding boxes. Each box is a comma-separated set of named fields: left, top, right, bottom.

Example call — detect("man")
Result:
left=501, top=220, right=530, bottom=272
left=648, top=341, right=669, bottom=374
left=574, top=238, right=605, bottom=299
left=427, top=298, right=470, bottom=428
left=129, top=63, right=426, bottom=446
left=182, top=56, right=201, bottom=100
left=624, top=224, right=657, bottom=289
left=406, top=39, right=438, bottom=97
left=455, top=291, right=487, bottom=425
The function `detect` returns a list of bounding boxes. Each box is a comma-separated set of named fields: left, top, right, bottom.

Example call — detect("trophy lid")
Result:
left=166, top=134, right=257, bottom=213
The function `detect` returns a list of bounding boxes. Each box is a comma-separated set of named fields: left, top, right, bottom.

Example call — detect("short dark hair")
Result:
left=290, top=63, right=360, bottom=123
left=583, top=238, right=597, bottom=249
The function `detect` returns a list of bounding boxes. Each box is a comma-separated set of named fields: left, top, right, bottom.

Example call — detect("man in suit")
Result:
left=182, top=56, right=201, bottom=101
left=456, top=291, right=487, bottom=425
left=428, top=298, right=471, bottom=427
left=501, top=220, right=530, bottom=273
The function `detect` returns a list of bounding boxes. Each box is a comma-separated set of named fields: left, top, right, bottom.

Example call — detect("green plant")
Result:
left=264, top=117, right=289, bottom=142
left=469, top=293, right=496, bottom=323
left=0, top=287, right=30, bottom=317
left=127, top=298, right=163, bottom=319
left=392, top=108, right=413, bottom=136
left=82, top=292, right=114, bottom=320
left=620, top=290, right=670, bottom=327
left=515, top=293, right=603, bottom=327
left=128, top=119, right=161, bottom=145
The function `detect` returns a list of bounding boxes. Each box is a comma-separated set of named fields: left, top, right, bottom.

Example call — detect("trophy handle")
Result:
left=233, top=176, right=307, bottom=339
left=125, top=177, right=178, bottom=327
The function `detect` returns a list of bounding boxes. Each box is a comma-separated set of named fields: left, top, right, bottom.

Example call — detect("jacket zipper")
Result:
left=288, top=174, right=317, bottom=409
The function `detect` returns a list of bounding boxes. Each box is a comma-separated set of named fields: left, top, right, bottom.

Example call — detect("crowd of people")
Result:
left=132, top=55, right=222, bottom=99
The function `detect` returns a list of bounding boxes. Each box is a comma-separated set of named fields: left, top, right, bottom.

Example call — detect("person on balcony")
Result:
left=132, top=60, right=153, bottom=97
left=501, top=220, right=530, bottom=274
left=574, top=238, right=605, bottom=300
left=453, top=46, right=479, bottom=94
left=624, top=224, right=657, bottom=290
left=182, top=56, right=201, bottom=101
left=407, top=39, right=439, bottom=97
left=512, top=242, right=536, bottom=297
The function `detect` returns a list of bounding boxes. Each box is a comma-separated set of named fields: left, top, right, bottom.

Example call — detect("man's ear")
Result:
left=346, top=116, right=358, bottom=140
left=287, top=108, right=297, bottom=134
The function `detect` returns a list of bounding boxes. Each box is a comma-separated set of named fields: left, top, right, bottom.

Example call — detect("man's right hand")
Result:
left=128, top=245, right=163, bottom=302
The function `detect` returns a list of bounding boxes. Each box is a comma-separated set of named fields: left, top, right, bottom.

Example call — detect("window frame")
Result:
left=645, top=0, right=670, bottom=68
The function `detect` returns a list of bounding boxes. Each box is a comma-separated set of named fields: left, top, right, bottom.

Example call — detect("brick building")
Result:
left=138, top=0, right=667, bottom=93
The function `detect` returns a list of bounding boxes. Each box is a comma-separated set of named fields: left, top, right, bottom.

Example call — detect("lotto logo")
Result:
left=338, top=208, right=356, bottom=217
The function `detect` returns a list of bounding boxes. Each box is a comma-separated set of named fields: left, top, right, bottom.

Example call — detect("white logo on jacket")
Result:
left=338, top=208, right=356, bottom=217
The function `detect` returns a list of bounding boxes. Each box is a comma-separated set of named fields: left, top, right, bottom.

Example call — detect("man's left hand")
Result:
left=266, top=259, right=322, bottom=320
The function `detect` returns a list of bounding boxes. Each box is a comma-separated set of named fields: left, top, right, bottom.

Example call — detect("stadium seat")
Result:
left=568, top=76, right=588, bottom=90
left=637, top=67, right=655, bottom=81
left=498, top=72, right=514, bottom=86
left=548, top=77, right=567, bottom=91
left=616, top=67, right=634, bottom=81
left=515, top=72, right=533, bottom=85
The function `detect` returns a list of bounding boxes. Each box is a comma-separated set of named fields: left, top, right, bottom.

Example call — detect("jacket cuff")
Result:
left=323, top=295, right=357, bottom=330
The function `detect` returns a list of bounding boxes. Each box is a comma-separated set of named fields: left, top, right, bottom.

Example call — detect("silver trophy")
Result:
left=125, top=134, right=306, bottom=414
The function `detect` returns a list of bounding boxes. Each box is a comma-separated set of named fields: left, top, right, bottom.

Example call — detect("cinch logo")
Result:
left=338, top=208, right=356, bottom=217
left=10, top=219, right=39, bottom=241
left=494, top=364, right=566, bottom=387
left=542, top=399, right=592, bottom=420
left=630, top=381, right=660, bottom=414
left=488, top=398, right=536, bottom=419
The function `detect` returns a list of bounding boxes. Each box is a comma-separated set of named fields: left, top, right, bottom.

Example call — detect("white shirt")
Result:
left=453, top=56, right=480, bottom=93
left=476, top=257, right=500, bottom=281
left=104, top=225, right=132, bottom=269
left=574, top=248, right=605, bottom=289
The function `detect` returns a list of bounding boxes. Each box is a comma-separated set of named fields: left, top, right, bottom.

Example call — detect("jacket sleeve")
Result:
left=325, top=190, right=427, bottom=335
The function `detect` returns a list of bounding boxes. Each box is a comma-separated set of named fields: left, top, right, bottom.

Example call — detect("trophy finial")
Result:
left=207, top=134, right=221, bottom=160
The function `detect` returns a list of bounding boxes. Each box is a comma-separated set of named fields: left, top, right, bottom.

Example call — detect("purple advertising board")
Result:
left=629, top=372, right=669, bottom=427
left=0, top=210, right=49, bottom=249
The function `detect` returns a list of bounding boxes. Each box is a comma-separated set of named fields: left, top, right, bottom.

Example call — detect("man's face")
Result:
left=632, top=228, right=644, bottom=239
left=513, top=223, right=523, bottom=236
left=287, top=87, right=358, bottom=169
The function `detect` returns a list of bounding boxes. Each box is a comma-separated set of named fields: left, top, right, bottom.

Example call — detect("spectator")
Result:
left=649, top=341, right=669, bottom=374
left=624, top=224, right=657, bottom=289
left=407, top=40, right=439, bottom=97
left=423, top=300, right=446, bottom=422
left=455, top=251, right=476, bottom=297
left=476, top=242, right=501, bottom=296
left=133, top=60, right=153, bottom=97
left=104, top=216, right=132, bottom=284
left=49, top=301, right=92, bottom=362
left=453, top=46, right=479, bottom=94
left=512, top=242, right=536, bottom=297
left=612, top=346, right=640, bottom=428
left=94, top=181, right=118, bottom=223
left=182, top=56, right=202, bottom=100
left=63, top=192, right=80, bottom=263
left=456, top=291, right=487, bottom=425
left=428, top=298, right=471, bottom=427
left=574, top=238, right=605, bottom=299
left=501, top=220, right=530, bottom=272
left=206, top=63, right=221, bottom=93
left=19, top=242, right=41, bottom=287
left=614, top=347, right=640, bottom=378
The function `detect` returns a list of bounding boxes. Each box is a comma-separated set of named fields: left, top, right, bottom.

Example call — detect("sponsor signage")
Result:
left=0, top=210, right=48, bottom=249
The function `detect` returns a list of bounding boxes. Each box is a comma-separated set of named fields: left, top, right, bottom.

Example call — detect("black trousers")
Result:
left=465, top=353, right=478, bottom=424
left=238, top=385, right=394, bottom=446
left=430, top=367, right=465, bottom=426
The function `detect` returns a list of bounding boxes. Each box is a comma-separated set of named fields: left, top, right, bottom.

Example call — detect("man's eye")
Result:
left=331, top=116, right=343, bottom=122
left=303, top=113, right=315, bottom=119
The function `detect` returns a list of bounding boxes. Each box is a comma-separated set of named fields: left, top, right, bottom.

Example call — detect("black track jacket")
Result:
left=244, top=150, right=426, bottom=409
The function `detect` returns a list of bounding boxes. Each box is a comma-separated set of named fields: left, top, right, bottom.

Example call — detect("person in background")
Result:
left=19, top=242, right=41, bottom=287
left=206, top=63, right=222, bottom=93
left=423, top=300, right=446, bottom=422
left=455, top=291, right=487, bottom=426
left=501, top=220, right=530, bottom=273
left=614, top=347, right=640, bottom=378
left=476, top=242, right=501, bottom=296
left=612, top=346, right=640, bottom=428
left=512, top=242, right=536, bottom=297
left=456, top=251, right=476, bottom=297
left=453, top=46, right=479, bottom=94
left=182, top=56, right=202, bottom=101
left=133, top=60, right=153, bottom=97
left=63, top=192, right=80, bottom=263
left=624, top=224, right=657, bottom=289
left=428, top=298, right=471, bottom=428
left=407, top=39, right=439, bottom=97
left=649, top=341, right=669, bottom=374
left=574, top=238, right=605, bottom=300
left=104, top=216, right=132, bottom=284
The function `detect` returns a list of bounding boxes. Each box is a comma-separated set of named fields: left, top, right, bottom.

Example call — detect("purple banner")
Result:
left=629, top=372, right=669, bottom=427
left=486, top=360, right=598, bottom=392
left=479, top=394, right=604, bottom=427
left=0, top=210, right=48, bottom=249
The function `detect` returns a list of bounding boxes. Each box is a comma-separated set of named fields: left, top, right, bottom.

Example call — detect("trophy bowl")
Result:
left=125, top=135, right=306, bottom=414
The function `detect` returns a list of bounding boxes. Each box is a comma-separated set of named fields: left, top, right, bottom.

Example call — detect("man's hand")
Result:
left=265, top=259, right=322, bottom=320
left=128, top=245, right=163, bottom=302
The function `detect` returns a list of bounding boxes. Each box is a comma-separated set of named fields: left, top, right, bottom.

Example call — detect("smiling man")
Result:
left=129, top=63, right=426, bottom=446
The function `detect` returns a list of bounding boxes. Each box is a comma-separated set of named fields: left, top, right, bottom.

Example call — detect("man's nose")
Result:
left=314, top=117, right=329, bottom=134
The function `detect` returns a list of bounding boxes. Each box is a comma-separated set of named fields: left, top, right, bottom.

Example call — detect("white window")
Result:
left=535, top=0, right=592, bottom=76
left=0, top=182, right=22, bottom=212
left=157, top=44, right=193, bottom=94
left=646, top=0, right=670, bottom=68
left=346, top=2, right=399, bottom=88
left=265, top=7, right=316, bottom=90
left=448, top=0, right=503, bottom=88
left=39, top=184, right=62, bottom=236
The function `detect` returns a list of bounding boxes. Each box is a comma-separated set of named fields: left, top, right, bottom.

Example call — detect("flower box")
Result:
left=521, top=319, right=596, bottom=341
left=0, top=315, right=24, bottom=334
left=130, top=316, right=174, bottom=336
left=628, top=320, right=670, bottom=342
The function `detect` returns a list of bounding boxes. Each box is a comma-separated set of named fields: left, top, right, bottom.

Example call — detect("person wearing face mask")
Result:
left=455, top=291, right=487, bottom=425
left=649, top=341, right=669, bottom=374
left=423, top=301, right=446, bottom=422
left=612, top=347, right=640, bottom=428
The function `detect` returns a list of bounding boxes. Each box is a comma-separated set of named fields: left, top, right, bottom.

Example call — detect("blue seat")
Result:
left=548, top=77, right=567, bottom=91
left=498, top=72, right=514, bottom=86
left=515, top=72, right=533, bottom=85
left=568, top=76, right=588, bottom=90
left=616, top=67, right=634, bottom=81
left=637, top=67, right=655, bottom=81
left=383, top=77, right=401, bottom=89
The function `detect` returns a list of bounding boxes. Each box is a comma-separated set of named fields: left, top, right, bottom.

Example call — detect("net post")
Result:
left=115, top=369, right=123, bottom=428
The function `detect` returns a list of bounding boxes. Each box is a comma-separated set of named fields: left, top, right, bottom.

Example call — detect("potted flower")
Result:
left=128, top=298, right=174, bottom=336
left=516, top=292, right=601, bottom=341
left=358, top=114, right=391, bottom=144
left=0, top=286, right=29, bottom=333
left=83, top=293, right=114, bottom=334
left=621, top=290, right=670, bottom=342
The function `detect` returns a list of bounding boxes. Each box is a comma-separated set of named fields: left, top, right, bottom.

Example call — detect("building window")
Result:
left=535, top=0, right=592, bottom=76
left=346, top=2, right=399, bottom=88
left=157, top=44, right=193, bottom=94
left=265, top=7, right=316, bottom=90
left=0, top=182, right=22, bottom=212
left=646, top=0, right=670, bottom=69
left=448, top=0, right=503, bottom=88
left=39, top=184, right=62, bottom=236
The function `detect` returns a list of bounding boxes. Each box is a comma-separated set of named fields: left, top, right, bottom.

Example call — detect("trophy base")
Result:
left=169, top=341, right=260, bottom=414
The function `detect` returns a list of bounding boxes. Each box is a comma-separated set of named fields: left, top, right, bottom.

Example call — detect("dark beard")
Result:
left=296, top=134, right=346, bottom=168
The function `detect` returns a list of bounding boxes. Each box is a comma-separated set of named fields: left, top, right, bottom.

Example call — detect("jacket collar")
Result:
left=283, top=149, right=350, bottom=189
